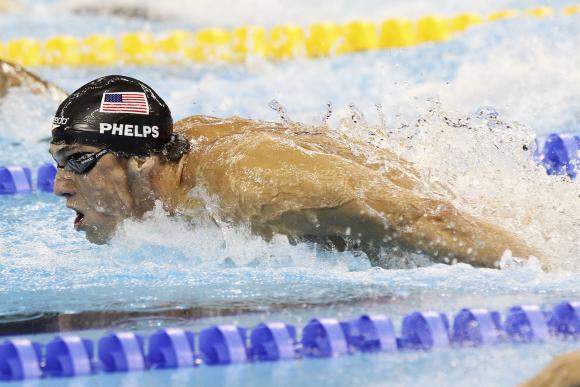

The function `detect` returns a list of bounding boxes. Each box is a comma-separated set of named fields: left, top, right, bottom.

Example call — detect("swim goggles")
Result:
left=62, top=149, right=110, bottom=174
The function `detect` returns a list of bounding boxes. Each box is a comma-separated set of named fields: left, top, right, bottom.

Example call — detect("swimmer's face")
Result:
left=49, top=143, right=145, bottom=244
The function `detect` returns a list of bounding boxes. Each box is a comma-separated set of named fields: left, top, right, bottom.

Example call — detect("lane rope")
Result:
left=0, top=5, right=578, bottom=66
left=1, top=300, right=580, bottom=381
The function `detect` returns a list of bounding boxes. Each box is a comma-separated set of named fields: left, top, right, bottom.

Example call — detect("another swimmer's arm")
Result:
left=520, top=351, right=580, bottom=387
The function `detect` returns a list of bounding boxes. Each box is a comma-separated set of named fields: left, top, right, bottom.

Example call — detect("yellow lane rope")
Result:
left=0, top=5, right=578, bottom=67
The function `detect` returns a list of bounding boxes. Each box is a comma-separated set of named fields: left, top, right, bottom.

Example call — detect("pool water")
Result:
left=0, top=0, right=580, bottom=385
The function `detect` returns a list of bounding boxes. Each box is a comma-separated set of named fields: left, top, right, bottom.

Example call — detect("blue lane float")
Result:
left=250, top=322, right=297, bottom=361
left=399, top=311, right=450, bottom=350
left=148, top=328, right=195, bottom=369
left=98, top=332, right=146, bottom=373
left=0, top=166, right=32, bottom=195
left=340, top=314, right=397, bottom=353
left=548, top=301, right=580, bottom=337
left=540, top=133, right=579, bottom=179
left=452, top=308, right=502, bottom=346
left=45, top=336, right=94, bottom=377
left=37, top=163, right=57, bottom=193
left=198, top=325, right=248, bottom=365
left=0, top=339, right=43, bottom=381
left=504, top=305, right=550, bottom=343
left=3, top=304, right=580, bottom=381
left=302, top=318, right=349, bottom=358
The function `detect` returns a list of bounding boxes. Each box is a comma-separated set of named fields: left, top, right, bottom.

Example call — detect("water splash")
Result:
left=0, top=87, right=58, bottom=144
left=268, top=99, right=292, bottom=124
left=330, top=100, right=579, bottom=271
left=321, top=102, right=333, bottom=125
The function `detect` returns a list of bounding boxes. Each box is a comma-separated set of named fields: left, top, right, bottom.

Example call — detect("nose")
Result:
left=53, top=168, right=75, bottom=198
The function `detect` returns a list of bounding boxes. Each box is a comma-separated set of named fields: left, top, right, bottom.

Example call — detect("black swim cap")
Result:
left=51, top=75, right=172, bottom=156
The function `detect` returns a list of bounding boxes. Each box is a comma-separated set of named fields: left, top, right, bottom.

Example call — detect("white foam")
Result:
left=331, top=101, right=579, bottom=271
left=406, top=26, right=580, bottom=134
left=0, top=87, right=58, bottom=143
left=108, top=202, right=372, bottom=273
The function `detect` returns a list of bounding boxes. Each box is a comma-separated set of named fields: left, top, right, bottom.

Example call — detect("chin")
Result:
left=84, top=228, right=114, bottom=245
left=86, top=236, right=108, bottom=245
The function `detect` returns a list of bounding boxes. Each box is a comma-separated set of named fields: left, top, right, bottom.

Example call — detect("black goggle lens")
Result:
left=63, top=149, right=109, bottom=174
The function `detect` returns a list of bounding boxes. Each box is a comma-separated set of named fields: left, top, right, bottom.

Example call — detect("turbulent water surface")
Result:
left=0, top=0, right=579, bottom=386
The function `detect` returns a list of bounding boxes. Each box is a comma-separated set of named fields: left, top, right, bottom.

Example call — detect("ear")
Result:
left=126, top=156, right=157, bottom=180
left=125, top=156, right=159, bottom=198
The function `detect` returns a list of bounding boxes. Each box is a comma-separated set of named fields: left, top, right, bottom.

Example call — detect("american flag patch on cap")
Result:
left=99, top=92, right=149, bottom=114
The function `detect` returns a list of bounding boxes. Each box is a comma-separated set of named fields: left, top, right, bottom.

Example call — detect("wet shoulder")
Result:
left=174, top=115, right=284, bottom=143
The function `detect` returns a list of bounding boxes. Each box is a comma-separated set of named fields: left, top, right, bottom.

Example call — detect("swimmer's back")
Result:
left=174, top=115, right=420, bottom=190
left=171, top=115, right=547, bottom=269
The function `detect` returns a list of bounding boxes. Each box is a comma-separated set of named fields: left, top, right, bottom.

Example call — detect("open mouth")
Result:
left=74, top=211, right=85, bottom=230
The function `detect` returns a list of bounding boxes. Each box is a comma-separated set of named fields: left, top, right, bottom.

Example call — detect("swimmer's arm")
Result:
left=361, top=190, right=546, bottom=268
left=198, top=131, right=544, bottom=268
left=255, top=176, right=545, bottom=269
left=520, top=351, right=580, bottom=387
left=262, top=190, right=543, bottom=269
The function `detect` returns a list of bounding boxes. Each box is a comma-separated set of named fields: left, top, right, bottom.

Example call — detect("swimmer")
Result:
left=49, top=75, right=546, bottom=269
left=0, top=59, right=66, bottom=100
left=521, top=351, right=580, bottom=387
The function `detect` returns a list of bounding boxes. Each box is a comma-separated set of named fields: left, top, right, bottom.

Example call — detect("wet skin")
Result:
left=0, top=59, right=67, bottom=100
left=520, top=351, right=580, bottom=387
left=49, top=143, right=157, bottom=243
left=50, top=115, right=548, bottom=269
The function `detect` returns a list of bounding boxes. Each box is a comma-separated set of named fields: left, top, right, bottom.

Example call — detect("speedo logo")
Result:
left=52, top=116, right=68, bottom=128
left=99, top=123, right=159, bottom=138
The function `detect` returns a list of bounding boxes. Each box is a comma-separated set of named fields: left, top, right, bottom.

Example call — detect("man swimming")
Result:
left=49, top=75, right=546, bottom=269
left=521, top=350, right=580, bottom=387
left=0, top=59, right=66, bottom=100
